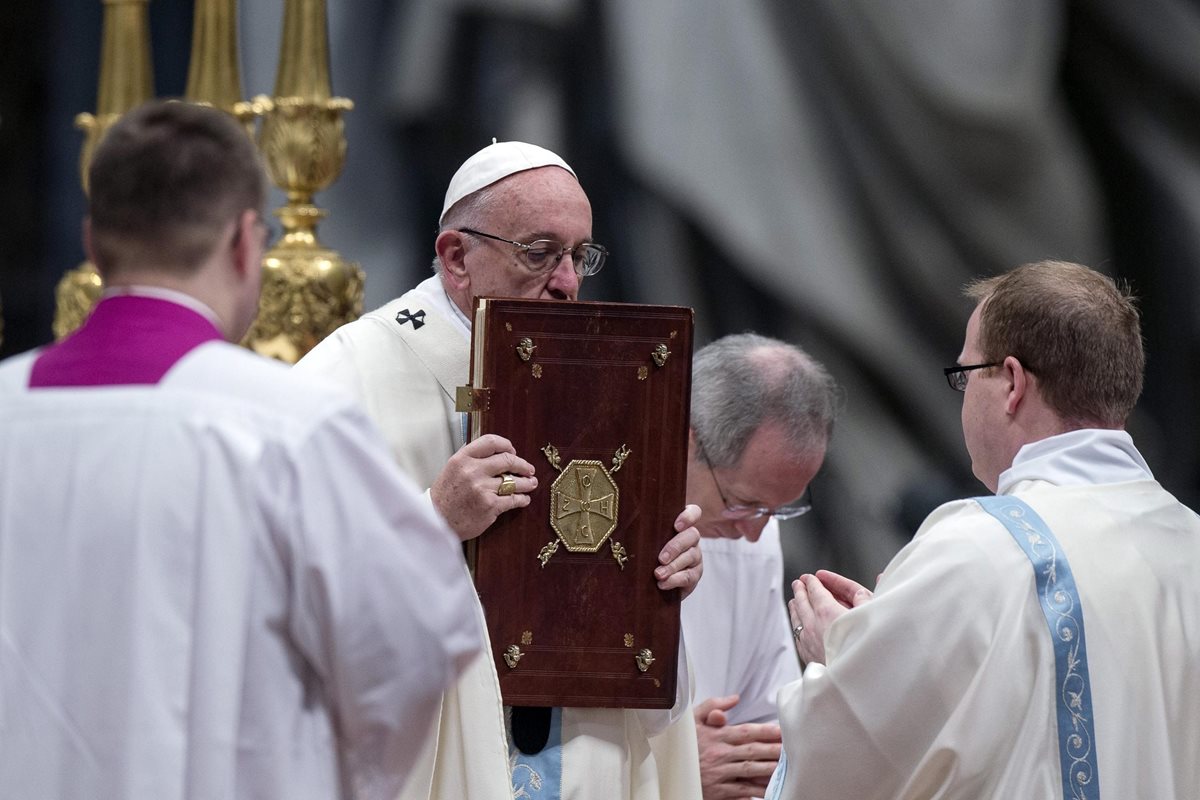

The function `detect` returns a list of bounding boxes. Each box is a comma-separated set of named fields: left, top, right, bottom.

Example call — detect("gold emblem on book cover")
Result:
left=551, top=461, right=617, bottom=551
left=539, top=444, right=632, bottom=568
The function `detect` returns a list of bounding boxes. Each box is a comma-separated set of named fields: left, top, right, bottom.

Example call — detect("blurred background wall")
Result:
left=2, top=0, right=1198, bottom=585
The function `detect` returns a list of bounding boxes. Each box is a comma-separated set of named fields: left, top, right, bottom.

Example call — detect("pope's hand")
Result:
left=431, top=434, right=537, bottom=541
left=655, top=504, right=703, bottom=598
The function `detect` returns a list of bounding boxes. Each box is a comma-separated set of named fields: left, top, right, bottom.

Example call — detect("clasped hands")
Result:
left=787, top=569, right=874, bottom=665
left=430, top=434, right=703, bottom=597
left=694, top=694, right=782, bottom=800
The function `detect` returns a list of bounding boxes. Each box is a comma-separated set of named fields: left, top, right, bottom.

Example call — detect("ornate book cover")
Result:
left=462, top=297, right=694, bottom=708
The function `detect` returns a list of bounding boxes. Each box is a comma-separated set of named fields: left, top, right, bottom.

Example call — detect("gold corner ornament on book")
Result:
left=462, top=297, right=694, bottom=708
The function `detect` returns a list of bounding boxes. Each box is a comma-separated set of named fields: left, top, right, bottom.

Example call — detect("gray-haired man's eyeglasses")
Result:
left=700, top=448, right=813, bottom=521
left=943, top=362, right=1001, bottom=392
left=459, top=228, right=608, bottom=277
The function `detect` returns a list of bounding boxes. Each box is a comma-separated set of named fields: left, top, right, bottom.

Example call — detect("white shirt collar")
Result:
left=102, top=284, right=223, bottom=330
left=997, top=428, right=1154, bottom=494
left=411, top=274, right=472, bottom=341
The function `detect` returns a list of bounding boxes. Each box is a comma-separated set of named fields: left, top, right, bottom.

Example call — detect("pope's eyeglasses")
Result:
left=459, top=228, right=608, bottom=277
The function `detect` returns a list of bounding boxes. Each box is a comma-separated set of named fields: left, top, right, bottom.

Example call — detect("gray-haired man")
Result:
left=677, top=333, right=838, bottom=800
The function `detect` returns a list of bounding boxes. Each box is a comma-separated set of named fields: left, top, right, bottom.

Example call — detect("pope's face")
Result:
left=455, top=166, right=592, bottom=309
left=685, top=421, right=825, bottom=542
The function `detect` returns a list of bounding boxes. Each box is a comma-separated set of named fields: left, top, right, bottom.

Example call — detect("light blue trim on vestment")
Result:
left=509, top=707, right=563, bottom=799
left=976, top=495, right=1101, bottom=800
left=763, top=751, right=786, bottom=800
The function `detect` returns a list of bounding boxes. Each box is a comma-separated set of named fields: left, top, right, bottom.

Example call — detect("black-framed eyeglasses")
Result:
left=700, top=448, right=813, bottom=521
left=943, top=362, right=1001, bottom=392
left=459, top=227, right=608, bottom=277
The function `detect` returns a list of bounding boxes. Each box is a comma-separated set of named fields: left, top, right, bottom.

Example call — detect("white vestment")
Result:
left=682, top=521, right=799, bottom=725
left=0, top=338, right=483, bottom=800
left=295, top=276, right=702, bottom=800
left=771, top=429, right=1200, bottom=799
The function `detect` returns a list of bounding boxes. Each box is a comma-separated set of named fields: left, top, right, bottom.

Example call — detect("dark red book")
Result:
left=461, top=297, right=694, bottom=708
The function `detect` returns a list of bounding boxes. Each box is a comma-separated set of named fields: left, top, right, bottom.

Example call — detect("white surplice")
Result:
left=295, top=276, right=701, bottom=800
left=0, top=340, right=483, bottom=800
left=682, top=521, right=800, bottom=725
left=771, top=429, right=1200, bottom=799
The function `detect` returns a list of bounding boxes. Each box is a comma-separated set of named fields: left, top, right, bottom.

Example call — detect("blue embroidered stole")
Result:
left=977, top=495, right=1101, bottom=800
left=509, top=707, right=564, bottom=799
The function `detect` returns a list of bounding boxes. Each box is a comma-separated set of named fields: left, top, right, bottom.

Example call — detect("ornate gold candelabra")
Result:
left=242, top=0, right=363, bottom=363
left=53, top=0, right=154, bottom=339
left=54, top=0, right=364, bottom=362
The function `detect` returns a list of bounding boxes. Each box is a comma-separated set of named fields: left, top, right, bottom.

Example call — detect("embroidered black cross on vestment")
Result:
left=396, top=308, right=426, bottom=329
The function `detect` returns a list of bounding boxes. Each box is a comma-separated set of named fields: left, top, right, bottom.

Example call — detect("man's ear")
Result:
left=231, top=209, right=259, bottom=279
left=435, top=229, right=470, bottom=289
left=1003, top=355, right=1029, bottom=416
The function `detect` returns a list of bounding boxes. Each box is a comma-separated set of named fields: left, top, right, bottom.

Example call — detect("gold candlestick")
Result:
left=54, top=0, right=155, bottom=340
left=185, top=0, right=255, bottom=124
left=76, top=0, right=155, bottom=195
left=242, top=0, right=363, bottom=363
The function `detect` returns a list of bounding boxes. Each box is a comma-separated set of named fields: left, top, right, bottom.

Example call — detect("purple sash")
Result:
left=30, top=295, right=223, bottom=388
